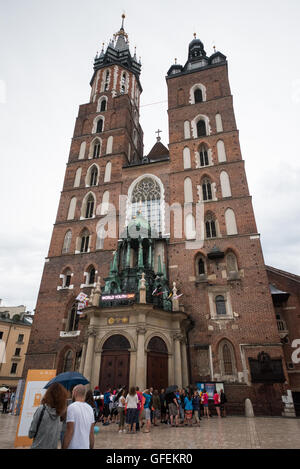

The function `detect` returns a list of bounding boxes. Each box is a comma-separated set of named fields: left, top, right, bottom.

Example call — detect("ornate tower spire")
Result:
left=114, top=13, right=129, bottom=51
left=93, top=14, right=142, bottom=79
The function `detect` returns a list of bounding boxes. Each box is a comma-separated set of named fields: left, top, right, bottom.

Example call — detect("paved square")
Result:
left=2, top=413, right=300, bottom=449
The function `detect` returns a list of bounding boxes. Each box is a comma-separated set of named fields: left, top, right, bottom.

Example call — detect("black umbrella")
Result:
left=165, top=385, right=178, bottom=394
left=44, top=372, right=89, bottom=391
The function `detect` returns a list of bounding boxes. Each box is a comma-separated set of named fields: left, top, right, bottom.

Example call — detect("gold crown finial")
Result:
left=121, top=13, right=125, bottom=29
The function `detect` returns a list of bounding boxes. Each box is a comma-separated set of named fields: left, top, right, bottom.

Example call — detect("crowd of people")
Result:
left=1, top=382, right=227, bottom=449
left=1, top=389, right=15, bottom=414
left=92, top=386, right=228, bottom=433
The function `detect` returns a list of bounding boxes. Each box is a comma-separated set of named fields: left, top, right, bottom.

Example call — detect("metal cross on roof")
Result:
left=155, top=129, right=162, bottom=141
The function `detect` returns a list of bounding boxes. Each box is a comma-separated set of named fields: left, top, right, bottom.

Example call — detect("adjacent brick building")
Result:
left=24, top=18, right=296, bottom=415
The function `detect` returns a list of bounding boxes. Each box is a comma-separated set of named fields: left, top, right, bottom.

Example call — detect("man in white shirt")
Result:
left=62, top=384, right=95, bottom=449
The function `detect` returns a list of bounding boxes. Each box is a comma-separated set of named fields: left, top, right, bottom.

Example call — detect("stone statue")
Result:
left=92, top=277, right=102, bottom=306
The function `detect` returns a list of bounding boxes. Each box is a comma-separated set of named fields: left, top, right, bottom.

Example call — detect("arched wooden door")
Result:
left=99, top=335, right=130, bottom=391
left=147, top=337, right=168, bottom=390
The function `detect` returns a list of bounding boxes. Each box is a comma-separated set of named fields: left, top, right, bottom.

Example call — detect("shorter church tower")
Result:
left=165, top=34, right=288, bottom=414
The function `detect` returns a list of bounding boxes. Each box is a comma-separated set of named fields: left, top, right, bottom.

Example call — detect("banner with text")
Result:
left=14, top=369, right=56, bottom=447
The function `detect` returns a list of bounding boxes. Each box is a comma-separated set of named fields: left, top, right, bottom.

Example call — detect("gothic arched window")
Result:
left=80, top=229, right=90, bottom=253
left=194, top=88, right=203, bottom=103
left=195, top=254, right=206, bottom=277
left=218, top=340, right=236, bottom=377
left=121, top=72, right=126, bottom=94
left=198, top=257, right=205, bottom=275
left=61, top=268, right=72, bottom=288
left=100, top=99, right=107, bottom=112
left=199, top=144, right=209, bottom=167
left=131, top=177, right=162, bottom=233
left=197, top=120, right=206, bottom=137
left=202, top=178, right=212, bottom=201
left=205, top=213, right=217, bottom=238
left=89, top=268, right=96, bottom=285
left=90, top=166, right=98, bottom=186
left=104, top=70, right=110, bottom=91
left=91, top=139, right=101, bottom=159
left=86, top=266, right=96, bottom=285
left=96, top=118, right=103, bottom=133
left=67, top=304, right=79, bottom=332
left=85, top=194, right=95, bottom=218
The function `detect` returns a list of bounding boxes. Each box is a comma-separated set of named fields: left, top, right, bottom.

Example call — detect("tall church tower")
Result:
left=24, top=17, right=145, bottom=374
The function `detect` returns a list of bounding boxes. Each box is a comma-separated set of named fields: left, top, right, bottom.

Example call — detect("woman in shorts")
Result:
left=213, top=390, right=221, bottom=417
left=201, top=389, right=210, bottom=418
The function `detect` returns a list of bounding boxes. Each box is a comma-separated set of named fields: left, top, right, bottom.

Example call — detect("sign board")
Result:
left=14, top=369, right=56, bottom=447
left=196, top=382, right=225, bottom=399
left=101, top=293, right=135, bottom=301
left=205, top=383, right=216, bottom=399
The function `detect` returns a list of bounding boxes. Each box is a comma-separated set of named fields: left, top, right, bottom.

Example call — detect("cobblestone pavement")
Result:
left=2, top=413, right=300, bottom=449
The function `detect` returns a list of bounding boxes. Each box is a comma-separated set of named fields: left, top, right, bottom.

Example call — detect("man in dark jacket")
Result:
left=220, top=389, right=227, bottom=417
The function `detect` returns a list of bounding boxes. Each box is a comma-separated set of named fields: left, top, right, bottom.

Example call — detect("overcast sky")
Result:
left=0, top=0, right=300, bottom=312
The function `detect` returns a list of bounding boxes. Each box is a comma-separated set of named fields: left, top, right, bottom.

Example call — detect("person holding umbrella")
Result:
left=29, top=383, right=68, bottom=449
left=43, top=370, right=90, bottom=445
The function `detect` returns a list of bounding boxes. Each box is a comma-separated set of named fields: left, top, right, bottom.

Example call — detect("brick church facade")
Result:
left=24, top=18, right=296, bottom=415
